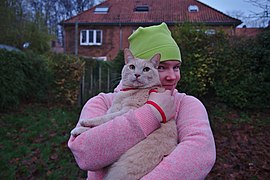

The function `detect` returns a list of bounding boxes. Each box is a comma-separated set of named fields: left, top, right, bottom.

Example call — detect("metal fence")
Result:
left=79, top=59, right=121, bottom=105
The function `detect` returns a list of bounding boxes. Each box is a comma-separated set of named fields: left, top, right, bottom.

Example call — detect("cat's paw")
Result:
left=71, top=127, right=90, bottom=136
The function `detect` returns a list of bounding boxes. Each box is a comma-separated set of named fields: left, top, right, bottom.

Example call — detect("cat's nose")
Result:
left=135, top=74, right=140, bottom=78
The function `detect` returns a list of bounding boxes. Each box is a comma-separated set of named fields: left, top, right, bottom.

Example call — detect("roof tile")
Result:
left=63, top=0, right=241, bottom=26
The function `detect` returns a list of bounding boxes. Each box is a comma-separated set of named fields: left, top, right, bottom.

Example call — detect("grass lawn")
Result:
left=0, top=102, right=269, bottom=179
left=205, top=101, right=270, bottom=179
left=0, top=104, right=86, bottom=179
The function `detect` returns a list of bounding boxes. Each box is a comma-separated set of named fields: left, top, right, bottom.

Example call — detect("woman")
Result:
left=68, top=22, right=216, bottom=179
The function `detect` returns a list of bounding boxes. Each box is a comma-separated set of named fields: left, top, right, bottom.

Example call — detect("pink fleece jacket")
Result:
left=68, top=90, right=216, bottom=179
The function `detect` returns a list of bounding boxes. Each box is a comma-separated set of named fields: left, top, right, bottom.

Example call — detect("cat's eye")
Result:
left=143, top=67, right=150, bottom=72
left=129, top=65, right=135, bottom=70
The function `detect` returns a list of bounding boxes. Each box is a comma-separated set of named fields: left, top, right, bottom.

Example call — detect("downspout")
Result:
left=119, top=22, right=122, bottom=50
left=75, top=22, right=78, bottom=56
left=75, top=21, right=81, bottom=105
left=63, top=25, right=66, bottom=53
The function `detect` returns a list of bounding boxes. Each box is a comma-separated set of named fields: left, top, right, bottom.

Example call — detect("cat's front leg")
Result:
left=71, top=126, right=90, bottom=136
left=80, top=116, right=105, bottom=127
left=80, top=109, right=129, bottom=127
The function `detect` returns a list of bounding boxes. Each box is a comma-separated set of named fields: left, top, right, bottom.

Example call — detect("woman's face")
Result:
left=158, top=60, right=181, bottom=91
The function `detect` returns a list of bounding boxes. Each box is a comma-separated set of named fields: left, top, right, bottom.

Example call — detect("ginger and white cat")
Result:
left=71, top=48, right=178, bottom=180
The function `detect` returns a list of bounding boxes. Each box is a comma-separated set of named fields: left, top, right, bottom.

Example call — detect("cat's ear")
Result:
left=150, top=53, right=161, bottom=68
left=124, top=48, right=134, bottom=64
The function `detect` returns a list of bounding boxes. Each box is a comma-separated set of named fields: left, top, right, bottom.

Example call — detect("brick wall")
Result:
left=64, top=25, right=137, bottom=61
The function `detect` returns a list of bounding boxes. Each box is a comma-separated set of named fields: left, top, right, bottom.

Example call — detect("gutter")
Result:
left=61, top=20, right=242, bottom=27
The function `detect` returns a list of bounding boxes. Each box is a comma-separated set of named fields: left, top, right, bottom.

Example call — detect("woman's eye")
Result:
left=158, top=66, right=165, bottom=70
left=174, top=66, right=180, bottom=70
left=129, top=65, right=135, bottom=70
left=143, top=67, right=150, bottom=72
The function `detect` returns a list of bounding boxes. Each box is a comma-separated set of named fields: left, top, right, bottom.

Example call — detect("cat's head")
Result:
left=121, top=48, right=161, bottom=89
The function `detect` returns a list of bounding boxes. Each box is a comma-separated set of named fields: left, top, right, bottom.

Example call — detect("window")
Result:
left=188, top=5, right=199, bottom=12
left=93, top=56, right=107, bottom=61
left=193, top=29, right=216, bottom=35
left=80, top=30, right=102, bottom=46
left=81, top=30, right=87, bottom=45
left=135, top=5, right=149, bottom=12
left=205, top=29, right=216, bottom=35
left=94, top=7, right=109, bottom=14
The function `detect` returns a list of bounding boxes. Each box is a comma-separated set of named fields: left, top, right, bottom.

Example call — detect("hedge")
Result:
left=0, top=50, right=51, bottom=110
left=0, top=50, right=84, bottom=111
left=173, top=23, right=270, bottom=109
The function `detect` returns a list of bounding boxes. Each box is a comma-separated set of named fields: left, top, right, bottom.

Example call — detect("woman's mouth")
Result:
left=163, top=84, right=175, bottom=89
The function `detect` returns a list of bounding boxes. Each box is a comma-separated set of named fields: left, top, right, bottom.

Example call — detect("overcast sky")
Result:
left=198, top=0, right=261, bottom=14
left=198, top=0, right=268, bottom=27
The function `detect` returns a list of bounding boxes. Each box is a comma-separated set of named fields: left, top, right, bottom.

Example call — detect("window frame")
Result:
left=80, top=30, right=103, bottom=46
left=134, top=5, right=149, bottom=12
left=94, top=7, right=109, bottom=14
left=188, top=5, right=199, bottom=12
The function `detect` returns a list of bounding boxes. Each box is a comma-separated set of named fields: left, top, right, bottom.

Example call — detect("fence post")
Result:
left=90, top=65, right=93, bottom=96
left=79, top=66, right=85, bottom=106
left=75, top=22, right=78, bottom=55
left=99, top=63, right=101, bottom=91
left=107, top=68, right=110, bottom=92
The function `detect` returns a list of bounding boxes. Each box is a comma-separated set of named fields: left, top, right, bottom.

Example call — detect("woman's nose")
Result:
left=165, top=70, right=176, bottom=80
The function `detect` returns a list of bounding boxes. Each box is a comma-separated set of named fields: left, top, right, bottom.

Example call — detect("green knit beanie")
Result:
left=128, top=22, right=181, bottom=62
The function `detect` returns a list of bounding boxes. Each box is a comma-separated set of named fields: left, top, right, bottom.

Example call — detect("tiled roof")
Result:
left=63, top=0, right=242, bottom=26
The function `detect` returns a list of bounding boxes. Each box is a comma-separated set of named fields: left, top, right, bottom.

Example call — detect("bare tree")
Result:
left=244, top=0, right=270, bottom=27
left=97, top=0, right=106, bottom=4
left=226, top=0, right=269, bottom=27
left=17, top=0, right=95, bottom=44
left=76, top=0, right=95, bottom=13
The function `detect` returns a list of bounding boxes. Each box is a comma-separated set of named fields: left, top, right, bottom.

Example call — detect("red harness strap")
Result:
left=148, top=89, right=158, bottom=94
left=120, top=88, right=138, bottom=91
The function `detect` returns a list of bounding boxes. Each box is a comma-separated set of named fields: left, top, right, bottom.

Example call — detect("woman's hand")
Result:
left=147, top=90, right=176, bottom=123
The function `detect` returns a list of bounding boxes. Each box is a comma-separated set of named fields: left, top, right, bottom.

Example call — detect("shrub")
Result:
left=214, top=29, right=270, bottom=109
left=173, top=23, right=228, bottom=97
left=172, top=23, right=269, bottom=109
left=21, top=51, right=52, bottom=101
left=0, top=50, right=26, bottom=109
left=0, top=50, right=51, bottom=110
left=47, top=53, right=84, bottom=105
